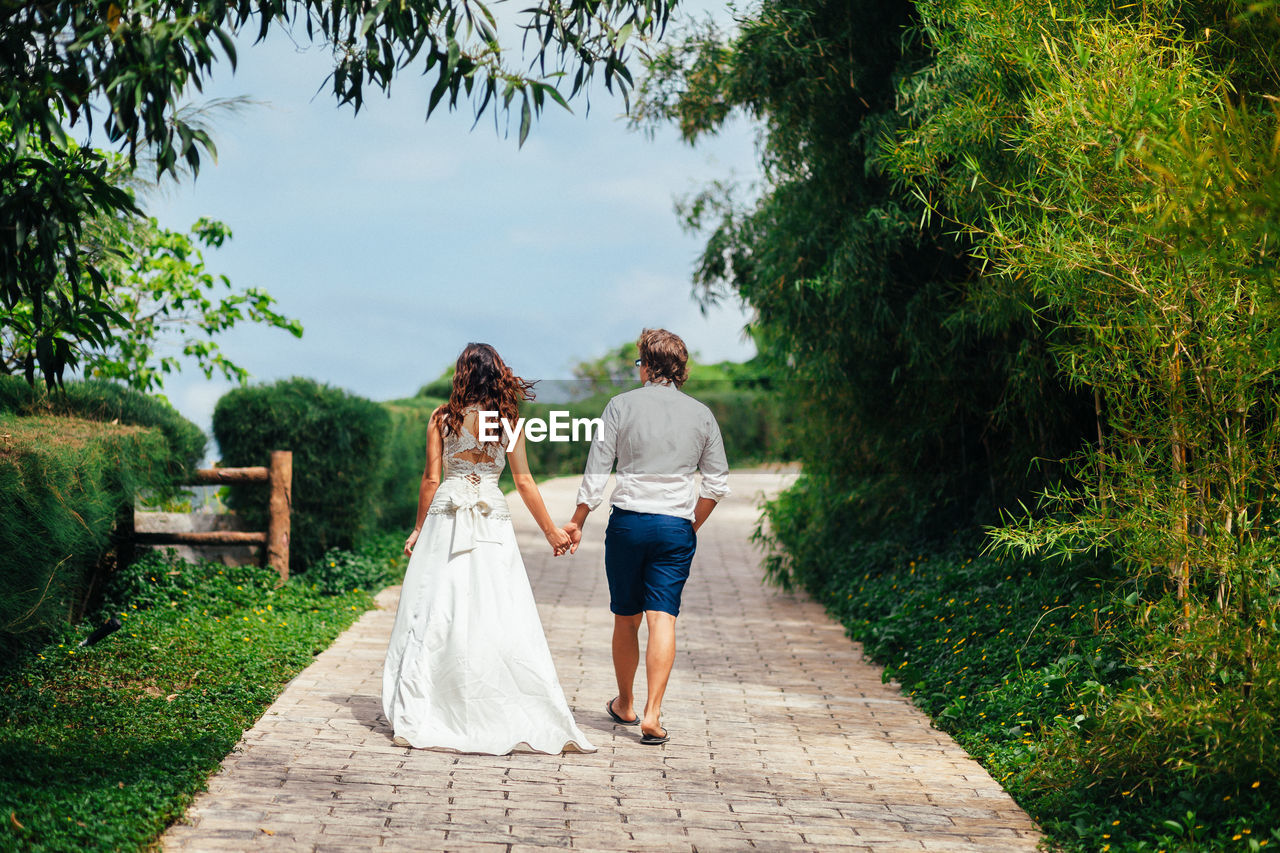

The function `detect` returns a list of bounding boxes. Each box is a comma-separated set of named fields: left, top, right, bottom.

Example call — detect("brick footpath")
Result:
left=162, top=470, right=1042, bottom=852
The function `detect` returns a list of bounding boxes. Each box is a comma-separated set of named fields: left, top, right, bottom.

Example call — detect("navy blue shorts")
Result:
left=604, top=507, right=697, bottom=617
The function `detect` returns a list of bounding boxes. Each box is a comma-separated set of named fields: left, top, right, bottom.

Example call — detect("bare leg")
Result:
left=641, top=610, right=677, bottom=737
left=612, top=613, right=644, bottom=720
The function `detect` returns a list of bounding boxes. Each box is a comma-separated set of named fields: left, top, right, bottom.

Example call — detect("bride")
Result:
left=381, top=343, right=596, bottom=754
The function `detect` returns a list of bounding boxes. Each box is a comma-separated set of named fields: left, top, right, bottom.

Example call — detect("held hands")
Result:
left=562, top=521, right=582, bottom=555
left=546, top=525, right=572, bottom=557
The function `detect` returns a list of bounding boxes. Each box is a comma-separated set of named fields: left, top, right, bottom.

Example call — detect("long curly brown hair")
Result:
left=439, top=343, right=535, bottom=440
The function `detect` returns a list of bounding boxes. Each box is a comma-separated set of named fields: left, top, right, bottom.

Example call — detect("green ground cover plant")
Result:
left=0, top=533, right=406, bottom=852
left=769, top=499, right=1280, bottom=852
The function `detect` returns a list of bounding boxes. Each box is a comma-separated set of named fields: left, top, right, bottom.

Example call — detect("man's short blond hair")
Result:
left=637, top=328, right=689, bottom=387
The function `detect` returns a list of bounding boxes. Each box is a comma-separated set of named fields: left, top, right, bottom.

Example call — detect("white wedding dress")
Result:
left=381, top=409, right=596, bottom=755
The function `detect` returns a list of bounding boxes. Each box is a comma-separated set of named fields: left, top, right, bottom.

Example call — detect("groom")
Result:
left=563, top=328, right=730, bottom=745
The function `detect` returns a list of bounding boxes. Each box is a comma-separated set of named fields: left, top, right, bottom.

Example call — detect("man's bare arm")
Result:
left=692, top=497, right=717, bottom=533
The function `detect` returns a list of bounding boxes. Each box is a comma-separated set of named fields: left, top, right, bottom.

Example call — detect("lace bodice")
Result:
left=442, top=414, right=506, bottom=484
left=426, top=407, right=510, bottom=527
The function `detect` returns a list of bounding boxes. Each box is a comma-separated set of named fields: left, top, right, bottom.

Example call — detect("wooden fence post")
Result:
left=267, top=450, right=292, bottom=585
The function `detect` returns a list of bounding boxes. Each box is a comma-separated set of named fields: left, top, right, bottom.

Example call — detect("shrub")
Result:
left=375, top=395, right=444, bottom=531
left=0, top=375, right=205, bottom=473
left=1034, top=600, right=1280, bottom=801
left=212, top=377, right=391, bottom=571
left=302, top=533, right=407, bottom=595
left=100, top=548, right=283, bottom=616
left=695, top=388, right=791, bottom=465
left=0, top=415, right=173, bottom=656
left=416, top=367, right=453, bottom=399
left=0, top=379, right=204, bottom=658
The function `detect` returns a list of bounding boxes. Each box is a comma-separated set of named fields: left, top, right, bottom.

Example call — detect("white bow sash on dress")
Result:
left=447, top=489, right=503, bottom=556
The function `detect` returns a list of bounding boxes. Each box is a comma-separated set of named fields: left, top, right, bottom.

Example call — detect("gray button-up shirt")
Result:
left=575, top=381, right=731, bottom=522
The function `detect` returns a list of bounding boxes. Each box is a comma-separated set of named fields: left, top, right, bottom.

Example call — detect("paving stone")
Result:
left=160, top=469, right=1042, bottom=852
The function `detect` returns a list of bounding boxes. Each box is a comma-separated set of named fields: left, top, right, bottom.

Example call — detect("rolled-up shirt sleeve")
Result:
left=575, top=400, right=618, bottom=509
left=697, top=413, right=731, bottom=502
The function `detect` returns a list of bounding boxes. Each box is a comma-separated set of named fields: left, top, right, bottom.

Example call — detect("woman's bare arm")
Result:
left=404, top=408, right=444, bottom=555
left=507, top=432, right=571, bottom=554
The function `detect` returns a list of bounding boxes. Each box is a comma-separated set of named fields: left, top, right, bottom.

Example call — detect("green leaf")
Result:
left=543, top=84, right=571, bottom=112
left=614, top=21, right=633, bottom=49
left=359, top=0, right=392, bottom=38
left=518, top=95, right=532, bottom=147
left=212, top=25, right=237, bottom=69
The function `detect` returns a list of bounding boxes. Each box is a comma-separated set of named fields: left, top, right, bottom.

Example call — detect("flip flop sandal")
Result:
left=640, top=728, right=669, bottom=745
left=606, top=698, right=640, bottom=726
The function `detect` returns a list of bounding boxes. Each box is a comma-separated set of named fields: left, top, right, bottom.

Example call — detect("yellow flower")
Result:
left=1252, top=781, right=1261, bottom=788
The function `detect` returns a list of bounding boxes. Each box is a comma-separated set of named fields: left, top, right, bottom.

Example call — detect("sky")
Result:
left=129, top=2, right=762, bottom=448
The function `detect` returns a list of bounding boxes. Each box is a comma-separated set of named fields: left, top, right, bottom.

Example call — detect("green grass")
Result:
left=812, top=532, right=1280, bottom=852
left=0, top=534, right=406, bottom=852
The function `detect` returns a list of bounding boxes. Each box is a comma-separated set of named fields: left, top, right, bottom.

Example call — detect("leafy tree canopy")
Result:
left=639, top=0, right=1280, bottom=841
left=2, top=0, right=674, bottom=387
left=635, top=0, right=1092, bottom=533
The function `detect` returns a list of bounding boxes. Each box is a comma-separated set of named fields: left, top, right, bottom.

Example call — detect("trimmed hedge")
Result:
left=0, top=379, right=206, bottom=657
left=0, top=418, right=167, bottom=655
left=376, top=395, right=445, bottom=531
left=213, top=378, right=391, bottom=571
left=0, top=376, right=205, bottom=474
